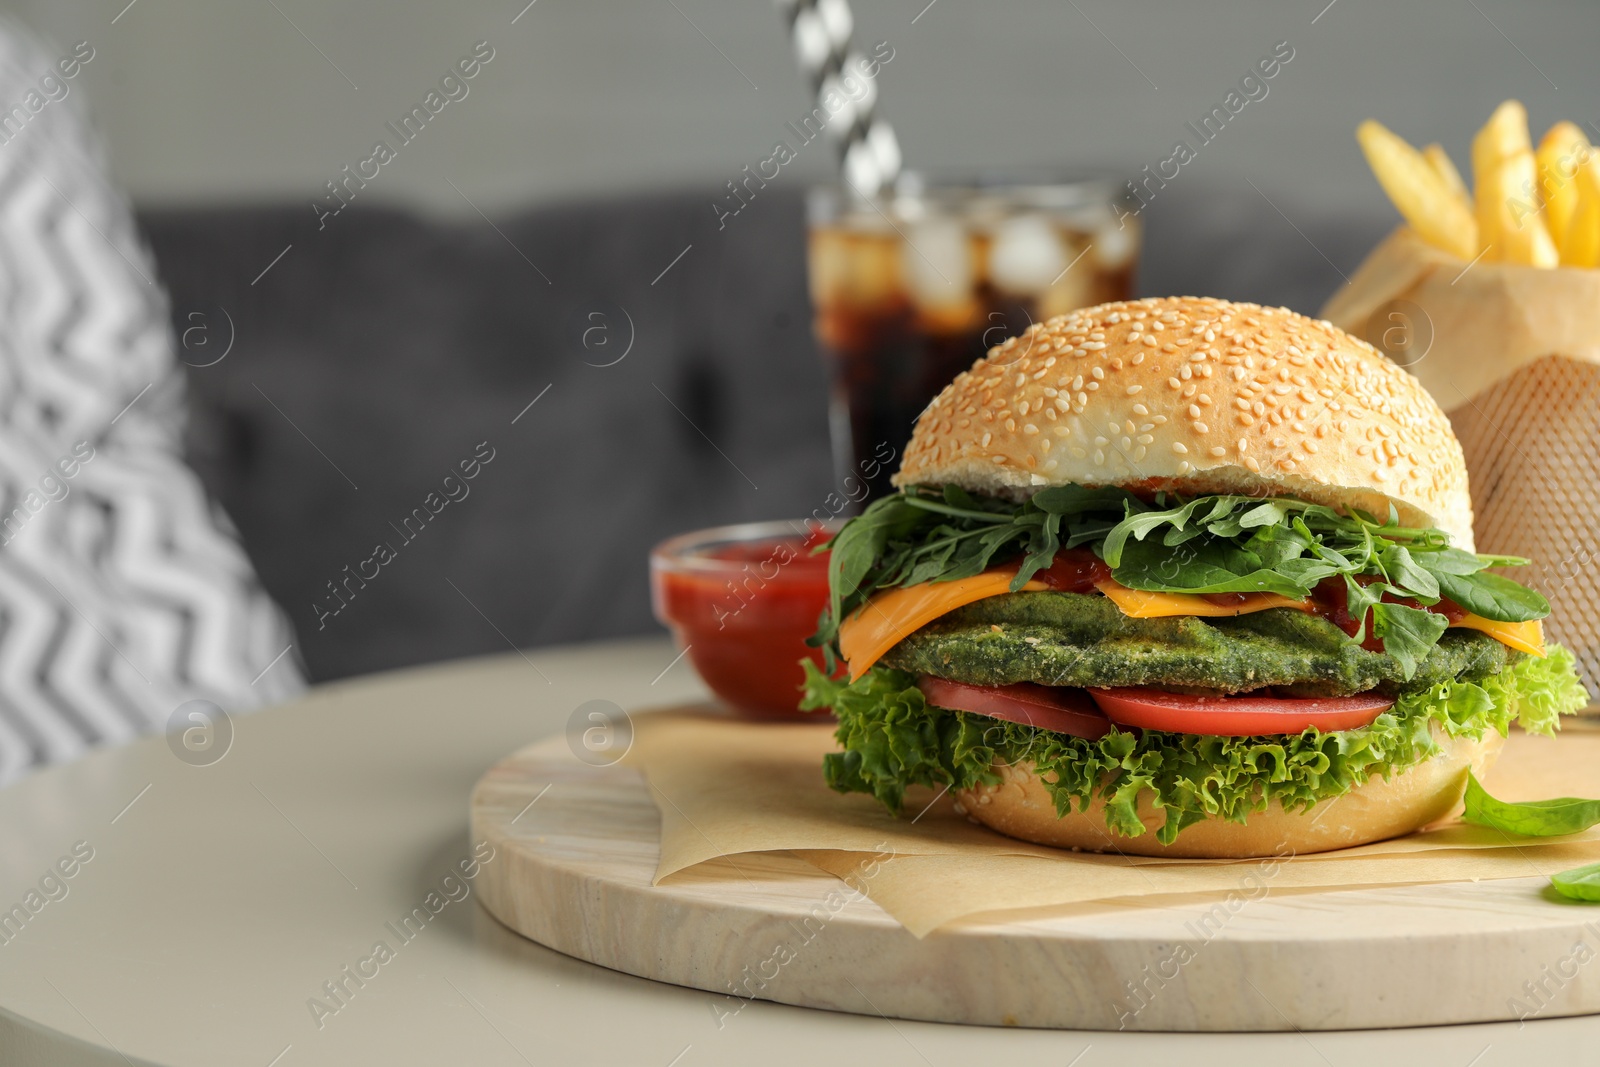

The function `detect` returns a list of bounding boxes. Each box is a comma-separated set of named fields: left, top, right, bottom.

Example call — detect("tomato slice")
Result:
left=917, top=676, right=1113, bottom=739
left=1087, top=687, right=1394, bottom=737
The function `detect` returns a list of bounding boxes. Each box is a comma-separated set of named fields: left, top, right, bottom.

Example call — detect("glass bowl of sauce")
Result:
left=650, top=521, right=838, bottom=719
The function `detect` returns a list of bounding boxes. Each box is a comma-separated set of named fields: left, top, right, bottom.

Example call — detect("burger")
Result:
left=802, top=296, right=1588, bottom=858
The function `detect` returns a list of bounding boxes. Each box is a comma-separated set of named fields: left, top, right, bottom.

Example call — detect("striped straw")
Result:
left=773, top=0, right=902, bottom=196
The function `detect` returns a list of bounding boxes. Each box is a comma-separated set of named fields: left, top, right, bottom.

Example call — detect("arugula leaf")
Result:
left=1551, top=862, right=1600, bottom=902
left=1414, top=547, right=1491, bottom=576
left=804, top=647, right=1588, bottom=842
left=1111, top=538, right=1309, bottom=597
left=1434, top=570, right=1549, bottom=623
left=1381, top=545, right=1440, bottom=600
left=1371, top=602, right=1451, bottom=679
left=1462, top=772, right=1600, bottom=836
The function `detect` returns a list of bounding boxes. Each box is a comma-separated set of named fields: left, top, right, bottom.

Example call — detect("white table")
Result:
left=0, top=636, right=1595, bottom=1065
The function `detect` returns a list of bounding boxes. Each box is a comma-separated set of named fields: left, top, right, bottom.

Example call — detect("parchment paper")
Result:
left=627, top=707, right=1600, bottom=936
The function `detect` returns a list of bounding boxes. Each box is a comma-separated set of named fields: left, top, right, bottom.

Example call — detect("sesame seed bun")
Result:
left=893, top=296, right=1475, bottom=550
left=954, top=727, right=1502, bottom=858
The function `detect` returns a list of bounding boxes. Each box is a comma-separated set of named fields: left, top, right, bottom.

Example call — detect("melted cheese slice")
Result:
left=1093, top=579, right=1313, bottom=619
left=1450, top=614, right=1546, bottom=657
left=839, top=570, right=1046, bottom=679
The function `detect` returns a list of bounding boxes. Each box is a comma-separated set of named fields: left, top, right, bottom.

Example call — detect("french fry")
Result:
left=1423, top=143, right=1470, bottom=208
left=1479, top=151, right=1560, bottom=266
left=1537, top=121, right=1591, bottom=259
left=1356, top=120, right=1477, bottom=259
left=1472, top=99, right=1532, bottom=172
left=1565, top=153, right=1600, bottom=268
left=1470, top=102, right=1557, bottom=264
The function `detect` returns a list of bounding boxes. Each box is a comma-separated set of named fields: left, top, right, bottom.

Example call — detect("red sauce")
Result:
left=651, top=526, right=835, bottom=719
left=1307, top=575, right=1466, bottom=653
left=1033, top=548, right=1112, bottom=593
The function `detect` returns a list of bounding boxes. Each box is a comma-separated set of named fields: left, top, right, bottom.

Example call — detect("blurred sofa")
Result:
left=137, top=181, right=1393, bottom=683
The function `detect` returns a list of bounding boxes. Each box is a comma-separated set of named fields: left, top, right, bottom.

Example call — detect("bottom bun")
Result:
left=953, top=728, right=1504, bottom=858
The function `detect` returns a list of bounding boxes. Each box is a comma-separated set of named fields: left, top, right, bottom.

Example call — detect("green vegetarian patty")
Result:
left=879, top=590, right=1515, bottom=697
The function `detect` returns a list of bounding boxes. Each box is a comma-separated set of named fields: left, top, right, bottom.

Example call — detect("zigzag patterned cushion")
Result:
left=0, top=21, right=303, bottom=782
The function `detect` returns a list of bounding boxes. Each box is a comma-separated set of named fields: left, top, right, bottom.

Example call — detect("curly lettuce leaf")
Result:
left=802, top=646, right=1589, bottom=845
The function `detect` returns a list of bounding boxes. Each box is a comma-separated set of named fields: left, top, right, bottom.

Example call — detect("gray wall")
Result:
left=1, top=0, right=1593, bottom=218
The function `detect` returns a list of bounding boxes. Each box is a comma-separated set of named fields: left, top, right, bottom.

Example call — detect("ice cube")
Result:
left=902, top=218, right=973, bottom=313
left=989, top=214, right=1068, bottom=296
left=1039, top=235, right=1093, bottom=320
left=1094, top=216, right=1139, bottom=269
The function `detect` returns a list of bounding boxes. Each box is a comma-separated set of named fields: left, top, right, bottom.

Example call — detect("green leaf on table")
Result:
left=1462, top=772, right=1600, bottom=837
left=1551, top=862, right=1600, bottom=902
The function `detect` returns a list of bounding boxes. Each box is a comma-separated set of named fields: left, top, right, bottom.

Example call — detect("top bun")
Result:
left=894, top=296, right=1474, bottom=548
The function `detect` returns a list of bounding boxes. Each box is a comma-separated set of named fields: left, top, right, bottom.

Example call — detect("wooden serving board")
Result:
left=470, top=734, right=1600, bottom=1032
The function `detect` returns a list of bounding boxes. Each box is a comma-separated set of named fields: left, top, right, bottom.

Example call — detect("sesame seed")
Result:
left=1209, top=446, right=1227, bottom=457
left=1126, top=384, right=1143, bottom=395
